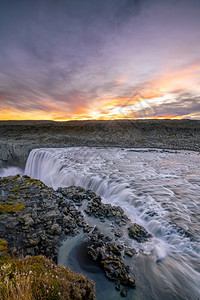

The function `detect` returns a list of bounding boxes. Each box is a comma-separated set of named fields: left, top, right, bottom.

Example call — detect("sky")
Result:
left=0, top=0, right=200, bottom=121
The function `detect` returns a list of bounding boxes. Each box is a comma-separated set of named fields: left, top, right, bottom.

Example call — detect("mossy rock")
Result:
left=128, top=223, right=152, bottom=242
left=0, top=202, right=25, bottom=214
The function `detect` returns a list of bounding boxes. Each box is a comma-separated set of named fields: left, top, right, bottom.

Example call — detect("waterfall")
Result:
left=25, top=148, right=133, bottom=207
left=24, top=147, right=200, bottom=299
left=24, top=147, right=200, bottom=252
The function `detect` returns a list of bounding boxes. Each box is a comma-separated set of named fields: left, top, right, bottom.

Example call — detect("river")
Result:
left=2, top=147, right=200, bottom=299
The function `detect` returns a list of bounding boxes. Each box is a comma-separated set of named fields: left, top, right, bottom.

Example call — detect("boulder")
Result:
left=128, top=223, right=152, bottom=242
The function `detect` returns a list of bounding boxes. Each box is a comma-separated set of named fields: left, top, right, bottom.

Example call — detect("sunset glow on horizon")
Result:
left=0, top=0, right=200, bottom=121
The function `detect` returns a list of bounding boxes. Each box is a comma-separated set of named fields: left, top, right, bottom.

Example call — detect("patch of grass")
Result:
left=0, top=239, right=8, bottom=252
left=0, top=255, right=95, bottom=300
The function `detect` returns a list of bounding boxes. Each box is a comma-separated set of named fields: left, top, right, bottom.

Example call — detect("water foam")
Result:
left=0, top=167, right=23, bottom=177
left=25, top=147, right=200, bottom=299
left=25, top=148, right=200, bottom=252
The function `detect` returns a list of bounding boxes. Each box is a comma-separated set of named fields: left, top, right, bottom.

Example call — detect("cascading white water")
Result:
left=0, top=166, right=23, bottom=177
left=25, top=147, right=200, bottom=300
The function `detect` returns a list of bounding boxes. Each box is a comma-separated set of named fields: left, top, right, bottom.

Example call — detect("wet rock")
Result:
left=63, top=215, right=73, bottom=226
left=20, top=214, right=34, bottom=226
left=120, top=287, right=127, bottom=297
left=24, top=216, right=35, bottom=226
left=128, top=223, right=152, bottom=242
left=46, top=210, right=60, bottom=219
left=124, top=248, right=136, bottom=257
left=6, top=219, right=19, bottom=228
left=147, top=211, right=157, bottom=217
left=85, top=196, right=129, bottom=226
left=83, top=225, right=92, bottom=233
left=49, top=223, right=62, bottom=235
left=27, top=236, right=40, bottom=246
left=105, top=236, right=113, bottom=242
left=26, top=247, right=35, bottom=256
left=115, top=282, right=121, bottom=291
left=115, top=231, right=123, bottom=237
left=117, top=244, right=124, bottom=250
left=87, top=234, right=136, bottom=293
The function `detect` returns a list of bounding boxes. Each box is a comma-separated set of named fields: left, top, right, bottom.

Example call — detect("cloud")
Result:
left=0, top=0, right=200, bottom=120
left=114, top=0, right=146, bottom=25
left=134, top=93, right=200, bottom=118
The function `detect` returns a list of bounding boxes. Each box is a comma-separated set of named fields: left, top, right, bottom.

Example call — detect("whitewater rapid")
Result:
left=24, top=147, right=200, bottom=300
left=0, top=166, right=23, bottom=177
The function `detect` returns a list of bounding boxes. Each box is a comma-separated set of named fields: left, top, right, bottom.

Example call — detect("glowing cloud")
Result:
left=0, top=0, right=200, bottom=120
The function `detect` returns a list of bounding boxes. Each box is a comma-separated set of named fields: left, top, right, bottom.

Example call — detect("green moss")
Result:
left=1, top=177, right=10, bottom=183
left=9, top=186, right=27, bottom=192
left=7, top=195, right=18, bottom=200
left=0, top=202, right=25, bottom=214
left=0, top=239, right=8, bottom=252
left=13, top=174, right=21, bottom=180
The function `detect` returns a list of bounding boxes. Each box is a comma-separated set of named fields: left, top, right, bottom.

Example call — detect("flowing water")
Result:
left=24, top=147, right=200, bottom=300
left=0, top=166, right=23, bottom=177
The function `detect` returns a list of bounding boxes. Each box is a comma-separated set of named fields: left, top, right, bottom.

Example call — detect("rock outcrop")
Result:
left=0, top=175, right=153, bottom=297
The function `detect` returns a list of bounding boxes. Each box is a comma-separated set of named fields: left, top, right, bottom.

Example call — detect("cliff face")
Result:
left=0, top=141, right=30, bottom=168
left=0, top=119, right=199, bottom=167
left=0, top=140, right=53, bottom=168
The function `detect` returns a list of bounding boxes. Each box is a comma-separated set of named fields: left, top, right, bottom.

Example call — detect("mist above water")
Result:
left=0, top=166, right=23, bottom=177
left=23, top=147, right=200, bottom=299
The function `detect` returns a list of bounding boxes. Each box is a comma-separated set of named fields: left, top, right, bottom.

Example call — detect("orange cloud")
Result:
left=1, top=61, right=200, bottom=121
left=115, top=73, right=130, bottom=85
left=0, top=108, right=71, bottom=121
left=149, top=63, right=200, bottom=93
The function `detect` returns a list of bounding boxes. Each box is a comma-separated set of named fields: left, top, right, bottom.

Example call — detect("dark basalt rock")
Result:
left=86, top=227, right=136, bottom=293
left=124, top=248, right=136, bottom=257
left=121, top=287, right=128, bottom=297
left=128, top=223, right=152, bottom=242
left=0, top=175, right=85, bottom=262
left=115, top=282, right=121, bottom=291
left=85, top=197, right=128, bottom=225
left=0, top=175, right=154, bottom=297
left=57, top=186, right=96, bottom=206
